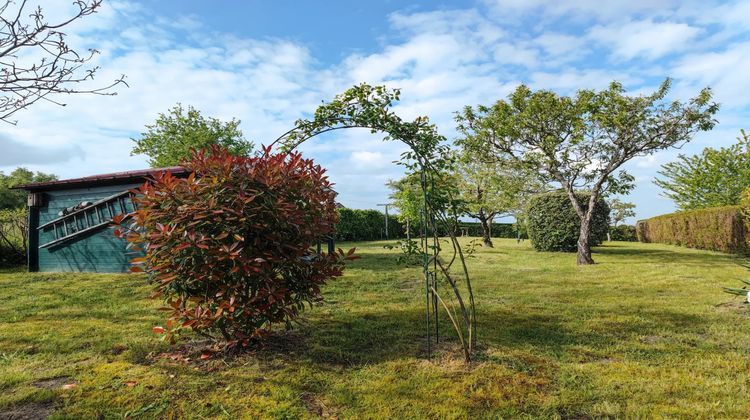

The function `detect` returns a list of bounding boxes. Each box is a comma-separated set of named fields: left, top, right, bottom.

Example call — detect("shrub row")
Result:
left=610, top=225, right=637, bottom=241
left=457, top=222, right=527, bottom=239
left=335, top=208, right=405, bottom=241
left=636, top=206, right=749, bottom=254
left=526, top=191, right=610, bottom=252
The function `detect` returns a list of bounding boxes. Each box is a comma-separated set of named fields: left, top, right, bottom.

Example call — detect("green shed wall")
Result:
left=35, top=183, right=141, bottom=273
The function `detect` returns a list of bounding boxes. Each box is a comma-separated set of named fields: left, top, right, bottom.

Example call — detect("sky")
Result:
left=2, top=0, right=750, bottom=223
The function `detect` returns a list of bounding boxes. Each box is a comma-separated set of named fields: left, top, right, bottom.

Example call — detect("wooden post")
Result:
left=27, top=206, right=40, bottom=272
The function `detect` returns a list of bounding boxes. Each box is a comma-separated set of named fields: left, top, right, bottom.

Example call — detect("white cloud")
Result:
left=2, top=0, right=750, bottom=218
left=589, top=20, right=700, bottom=61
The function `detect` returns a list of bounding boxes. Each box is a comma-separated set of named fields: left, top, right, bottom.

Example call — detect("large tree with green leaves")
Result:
left=131, top=104, right=254, bottom=167
left=456, top=79, right=718, bottom=264
left=0, top=167, right=57, bottom=209
left=609, top=199, right=636, bottom=228
left=654, top=130, right=750, bottom=210
left=453, top=151, right=544, bottom=247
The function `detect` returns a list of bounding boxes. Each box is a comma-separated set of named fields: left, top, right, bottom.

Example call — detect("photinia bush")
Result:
left=115, top=145, right=357, bottom=347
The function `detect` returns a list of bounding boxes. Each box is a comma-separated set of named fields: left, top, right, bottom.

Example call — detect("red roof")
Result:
left=13, top=166, right=189, bottom=192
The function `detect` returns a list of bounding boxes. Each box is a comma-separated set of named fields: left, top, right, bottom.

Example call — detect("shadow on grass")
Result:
left=215, top=301, right=718, bottom=368
left=595, top=244, right=740, bottom=266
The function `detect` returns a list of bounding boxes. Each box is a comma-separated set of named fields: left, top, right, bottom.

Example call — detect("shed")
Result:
left=14, top=167, right=187, bottom=273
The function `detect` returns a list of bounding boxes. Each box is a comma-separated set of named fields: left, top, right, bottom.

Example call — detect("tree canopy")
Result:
left=654, top=130, right=750, bottom=210
left=453, top=150, right=544, bottom=247
left=131, top=104, right=254, bottom=167
left=456, top=78, right=718, bottom=264
left=609, top=199, right=636, bottom=227
left=0, top=167, right=57, bottom=209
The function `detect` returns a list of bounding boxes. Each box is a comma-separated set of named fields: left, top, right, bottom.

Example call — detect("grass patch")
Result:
left=1, top=240, right=750, bottom=417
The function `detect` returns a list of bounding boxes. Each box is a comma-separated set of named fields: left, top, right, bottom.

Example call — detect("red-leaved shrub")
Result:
left=116, top=146, right=356, bottom=347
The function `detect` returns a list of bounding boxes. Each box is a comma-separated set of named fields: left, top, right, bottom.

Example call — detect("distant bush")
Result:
left=526, top=192, right=610, bottom=252
left=610, top=225, right=637, bottom=241
left=636, top=206, right=749, bottom=254
left=457, top=222, right=527, bottom=239
left=336, top=208, right=404, bottom=241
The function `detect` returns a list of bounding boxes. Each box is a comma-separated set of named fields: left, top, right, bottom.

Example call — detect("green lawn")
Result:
left=1, top=239, right=750, bottom=418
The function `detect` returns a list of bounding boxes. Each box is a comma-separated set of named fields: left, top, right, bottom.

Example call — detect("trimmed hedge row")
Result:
left=457, top=222, right=527, bottom=239
left=335, top=209, right=526, bottom=242
left=527, top=191, right=610, bottom=252
left=636, top=206, right=749, bottom=254
left=335, top=208, right=405, bottom=241
left=610, top=225, right=637, bottom=241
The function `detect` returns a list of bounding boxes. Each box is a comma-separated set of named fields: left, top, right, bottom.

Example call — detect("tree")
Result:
left=0, top=167, right=57, bottom=209
left=453, top=151, right=543, bottom=247
left=115, top=146, right=357, bottom=348
left=0, top=0, right=126, bottom=124
left=456, top=79, right=718, bottom=264
left=387, top=174, right=424, bottom=238
left=609, top=199, right=636, bottom=227
left=131, top=104, right=254, bottom=167
left=387, top=170, right=463, bottom=237
left=608, top=198, right=636, bottom=241
left=654, top=130, right=750, bottom=210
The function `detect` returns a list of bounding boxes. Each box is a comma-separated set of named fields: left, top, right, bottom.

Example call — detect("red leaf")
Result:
left=152, top=326, right=166, bottom=334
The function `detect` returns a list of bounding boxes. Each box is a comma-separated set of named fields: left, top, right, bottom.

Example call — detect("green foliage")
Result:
left=387, top=175, right=423, bottom=227
left=131, top=103, right=254, bottom=167
left=609, top=199, right=636, bottom=227
left=387, top=170, right=463, bottom=234
left=3, top=241, right=750, bottom=418
left=527, top=191, right=610, bottom=252
left=336, top=208, right=404, bottom=241
left=452, top=147, right=544, bottom=246
left=0, top=167, right=57, bottom=209
left=636, top=206, right=749, bottom=254
left=116, top=146, right=355, bottom=347
left=655, top=130, right=750, bottom=210
left=395, top=238, right=422, bottom=265
left=456, top=78, right=718, bottom=263
left=457, top=222, right=527, bottom=239
left=275, top=83, right=476, bottom=360
left=610, top=225, right=637, bottom=241
left=0, top=208, right=27, bottom=267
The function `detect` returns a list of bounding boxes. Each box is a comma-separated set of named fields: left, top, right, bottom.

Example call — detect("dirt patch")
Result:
left=31, top=377, right=73, bottom=390
left=153, top=331, right=307, bottom=370
left=300, top=392, right=337, bottom=418
left=0, top=401, right=54, bottom=420
left=110, top=343, right=128, bottom=355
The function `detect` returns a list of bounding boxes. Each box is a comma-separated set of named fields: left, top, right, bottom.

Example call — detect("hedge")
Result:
left=610, top=225, right=637, bottom=241
left=636, top=206, right=749, bottom=254
left=335, top=208, right=405, bottom=241
left=526, top=191, right=610, bottom=252
left=457, top=222, right=527, bottom=239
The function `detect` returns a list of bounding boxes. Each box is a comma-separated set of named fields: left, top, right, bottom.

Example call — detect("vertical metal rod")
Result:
left=431, top=176, right=439, bottom=343
left=420, top=170, right=430, bottom=359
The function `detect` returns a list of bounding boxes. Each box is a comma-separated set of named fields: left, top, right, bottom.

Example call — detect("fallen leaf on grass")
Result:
left=62, top=383, right=77, bottom=390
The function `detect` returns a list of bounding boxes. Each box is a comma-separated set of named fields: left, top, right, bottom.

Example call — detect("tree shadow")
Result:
left=594, top=244, right=742, bottom=267
left=216, top=298, right=721, bottom=370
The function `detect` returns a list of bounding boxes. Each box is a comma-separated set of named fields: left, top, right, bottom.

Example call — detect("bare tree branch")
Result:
left=0, top=0, right=127, bottom=124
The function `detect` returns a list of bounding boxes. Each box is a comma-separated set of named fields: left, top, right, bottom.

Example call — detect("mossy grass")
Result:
left=1, top=240, right=749, bottom=418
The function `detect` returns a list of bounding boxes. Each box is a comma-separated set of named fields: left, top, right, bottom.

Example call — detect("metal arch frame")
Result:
left=270, top=118, right=476, bottom=361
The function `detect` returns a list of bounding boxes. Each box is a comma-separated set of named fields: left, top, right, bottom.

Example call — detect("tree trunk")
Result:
left=478, top=214, right=493, bottom=248
left=577, top=216, right=595, bottom=265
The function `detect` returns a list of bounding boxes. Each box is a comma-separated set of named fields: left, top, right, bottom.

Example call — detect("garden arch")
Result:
left=270, top=84, right=477, bottom=361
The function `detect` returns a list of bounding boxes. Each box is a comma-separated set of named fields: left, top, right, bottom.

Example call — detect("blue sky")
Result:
left=3, top=0, right=750, bottom=223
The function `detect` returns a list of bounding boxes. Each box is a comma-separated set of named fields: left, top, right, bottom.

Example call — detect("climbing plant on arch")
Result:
left=272, top=84, right=478, bottom=361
